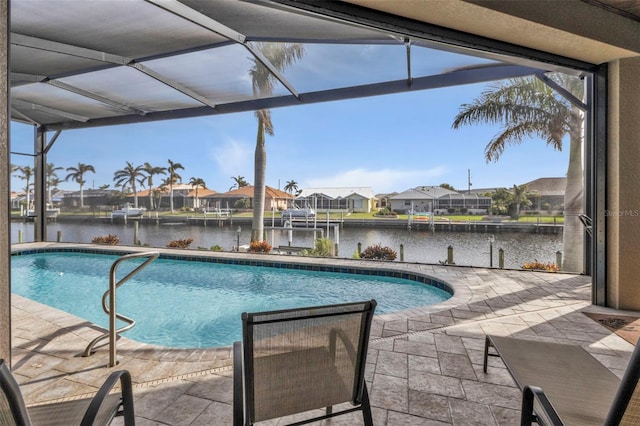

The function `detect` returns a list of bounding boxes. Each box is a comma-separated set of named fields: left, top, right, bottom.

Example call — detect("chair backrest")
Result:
left=0, top=359, right=32, bottom=426
left=606, top=341, right=640, bottom=425
left=241, top=300, right=376, bottom=423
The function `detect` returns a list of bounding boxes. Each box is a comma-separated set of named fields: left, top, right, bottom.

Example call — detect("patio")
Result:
left=9, top=244, right=632, bottom=425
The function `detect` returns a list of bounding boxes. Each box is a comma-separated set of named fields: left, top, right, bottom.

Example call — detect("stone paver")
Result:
left=9, top=243, right=635, bottom=424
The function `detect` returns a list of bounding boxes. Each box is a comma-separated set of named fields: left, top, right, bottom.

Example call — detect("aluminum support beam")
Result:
left=146, top=0, right=300, bottom=98
left=536, top=73, right=588, bottom=110
left=47, top=63, right=543, bottom=131
left=11, top=32, right=219, bottom=113
left=34, top=127, right=47, bottom=242
left=46, top=80, right=147, bottom=115
left=12, top=99, right=90, bottom=122
left=0, top=0, right=9, bottom=364
left=590, top=65, right=608, bottom=306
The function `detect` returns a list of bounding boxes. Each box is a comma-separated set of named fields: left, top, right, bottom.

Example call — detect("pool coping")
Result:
left=12, top=242, right=474, bottom=321
left=11, top=242, right=474, bottom=359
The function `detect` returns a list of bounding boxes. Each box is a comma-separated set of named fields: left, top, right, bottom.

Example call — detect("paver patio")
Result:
left=9, top=243, right=634, bottom=425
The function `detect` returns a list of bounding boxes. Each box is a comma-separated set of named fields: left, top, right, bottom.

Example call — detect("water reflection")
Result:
left=12, top=221, right=562, bottom=269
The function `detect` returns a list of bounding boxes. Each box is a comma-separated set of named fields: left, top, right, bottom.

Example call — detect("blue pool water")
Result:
left=11, top=251, right=452, bottom=348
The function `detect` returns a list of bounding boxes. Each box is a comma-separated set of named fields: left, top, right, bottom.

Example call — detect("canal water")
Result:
left=11, top=221, right=562, bottom=270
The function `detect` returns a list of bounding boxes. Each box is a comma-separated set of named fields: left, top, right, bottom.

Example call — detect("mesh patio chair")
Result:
left=484, top=335, right=640, bottom=425
left=233, top=300, right=376, bottom=426
left=0, top=359, right=135, bottom=426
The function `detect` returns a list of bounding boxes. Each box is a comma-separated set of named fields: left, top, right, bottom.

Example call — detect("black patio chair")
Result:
left=0, top=359, right=135, bottom=425
left=484, top=335, right=640, bottom=425
left=233, top=300, right=376, bottom=426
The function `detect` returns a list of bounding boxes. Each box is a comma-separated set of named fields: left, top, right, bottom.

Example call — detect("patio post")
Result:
left=0, top=1, right=9, bottom=363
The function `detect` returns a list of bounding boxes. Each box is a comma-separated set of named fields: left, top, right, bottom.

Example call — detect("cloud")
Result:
left=211, top=138, right=252, bottom=176
left=304, top=166, right=449, bottom=194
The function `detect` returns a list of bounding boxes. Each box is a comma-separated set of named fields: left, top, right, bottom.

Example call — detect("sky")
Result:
left=9, top=81, right=570, bottom=196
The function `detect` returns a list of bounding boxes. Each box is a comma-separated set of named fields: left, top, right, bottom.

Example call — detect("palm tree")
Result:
left=14, top=165, right=34, bottom=210
left=113, top=162, right=146, bottom=208
left=46, top=163, right=63, bottom=205
left=249, top=43, right=304, bottom=242
left=284, top=179, right=299, bottom=194
left=167, top=159, right=184, bottom=213
left=452, top=74, right=584, bottom=272
left=156, top=180, right=170, bottom=210
left=188, top=177, right=206, bottom=210
left=65, top=163, right=95, bottom=209
left=230, top=175, right=249, bottom=191
left=511, top=184, right=532, bottom=220
left=143, top=162, right=167, bottom=210
left=490, top=188, right=512, bottom=215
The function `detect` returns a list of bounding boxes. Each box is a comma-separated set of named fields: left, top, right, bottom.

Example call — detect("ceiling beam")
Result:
left=43, top=64, right=542, bottom=131
left=11, top=32, right=218, bottom=112
left=12, top=99, right=90, bottom=122
left=146, top=0, right=300, bottom=99
left=46, top=80, right=148, bottom=115
left=11, top=33, right=129, bottom=65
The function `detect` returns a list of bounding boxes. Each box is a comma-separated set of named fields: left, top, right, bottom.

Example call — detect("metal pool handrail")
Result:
left=83, top=251, right=159, bottom=367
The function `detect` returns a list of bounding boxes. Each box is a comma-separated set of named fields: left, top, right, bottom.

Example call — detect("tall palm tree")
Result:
left=230, top=175, right=249, bottom=191
left=167, top=159, right=184, bottom=213
left=188, top=177, right=206, bottom=210
left=511, top=184, right=531, bottom=220
left=14, top=165, right=34, bottom=210
left=249, top=43, right=304, bottom=242
left=452, top=74, right=584, bottom=272
left=113, top=161, right=146, bottom=208
left=156, top=180, right=170, bottom=210
left=46, top=163, right=63, bottom=205
left=143, top=162, right=167, bottom=210
left=284, top=179, right=299, bottom=194
left=65, top=163, right=95, bottom=209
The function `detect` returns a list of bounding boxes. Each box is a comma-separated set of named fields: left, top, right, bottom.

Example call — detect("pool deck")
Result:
left=9, top=242, right=636, bottom=425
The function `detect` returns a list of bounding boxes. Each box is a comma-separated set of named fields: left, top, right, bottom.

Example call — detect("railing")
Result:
left=83, top=251, right=159, bottom=367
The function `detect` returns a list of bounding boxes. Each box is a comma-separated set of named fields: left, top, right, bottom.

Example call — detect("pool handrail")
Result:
left=83, top=251, right=159, bottom=367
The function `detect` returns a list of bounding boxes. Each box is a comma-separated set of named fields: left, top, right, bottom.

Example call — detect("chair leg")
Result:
left=521, top=386, right=535, bottom=426
left=483, top=336, right=491, bottom=373
left=361, top=384, right=373, bottom=426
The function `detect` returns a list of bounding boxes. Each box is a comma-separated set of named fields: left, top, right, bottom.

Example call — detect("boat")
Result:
left=26, top=206, right=60, bottom=221
left=280, top=206, right=316, bottom=219
left=111, top=204, right=146, bottom=218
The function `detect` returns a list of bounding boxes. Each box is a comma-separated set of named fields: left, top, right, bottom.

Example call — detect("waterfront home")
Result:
left=390, top=186, right=492, bottom=214
left=203, top=185, right=293, bottom=212
left=62, top=188, right=120, bottom=210
left=522, top=177, right=566, bottom=212
left=296, top=187, right=376, bottom=213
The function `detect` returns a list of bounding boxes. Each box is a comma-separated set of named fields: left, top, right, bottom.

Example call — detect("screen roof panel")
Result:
left=9, top=0, right=561, bottom=131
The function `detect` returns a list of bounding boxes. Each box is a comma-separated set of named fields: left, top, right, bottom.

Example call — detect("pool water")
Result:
left=11, top=252, right=451, bottom=348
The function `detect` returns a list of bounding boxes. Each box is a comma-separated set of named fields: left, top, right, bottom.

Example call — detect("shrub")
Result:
left=91, top=234, right=120, bottom=245
left=167, top=238, right=193, bottom=249
left=301, top=238, right=333, bottom=257
left=210, top=245, right=224, bottom=252
left=374, top=207, right=397, bottom=217
left=360, top=243, right=397, bottom=261
left=521, top=260, right=559, bottom=272
left=248, top=240, right=271, bottom=253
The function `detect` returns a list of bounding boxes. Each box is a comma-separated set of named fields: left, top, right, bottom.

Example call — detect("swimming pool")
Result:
left=11, top=249, right=452, bottom=348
